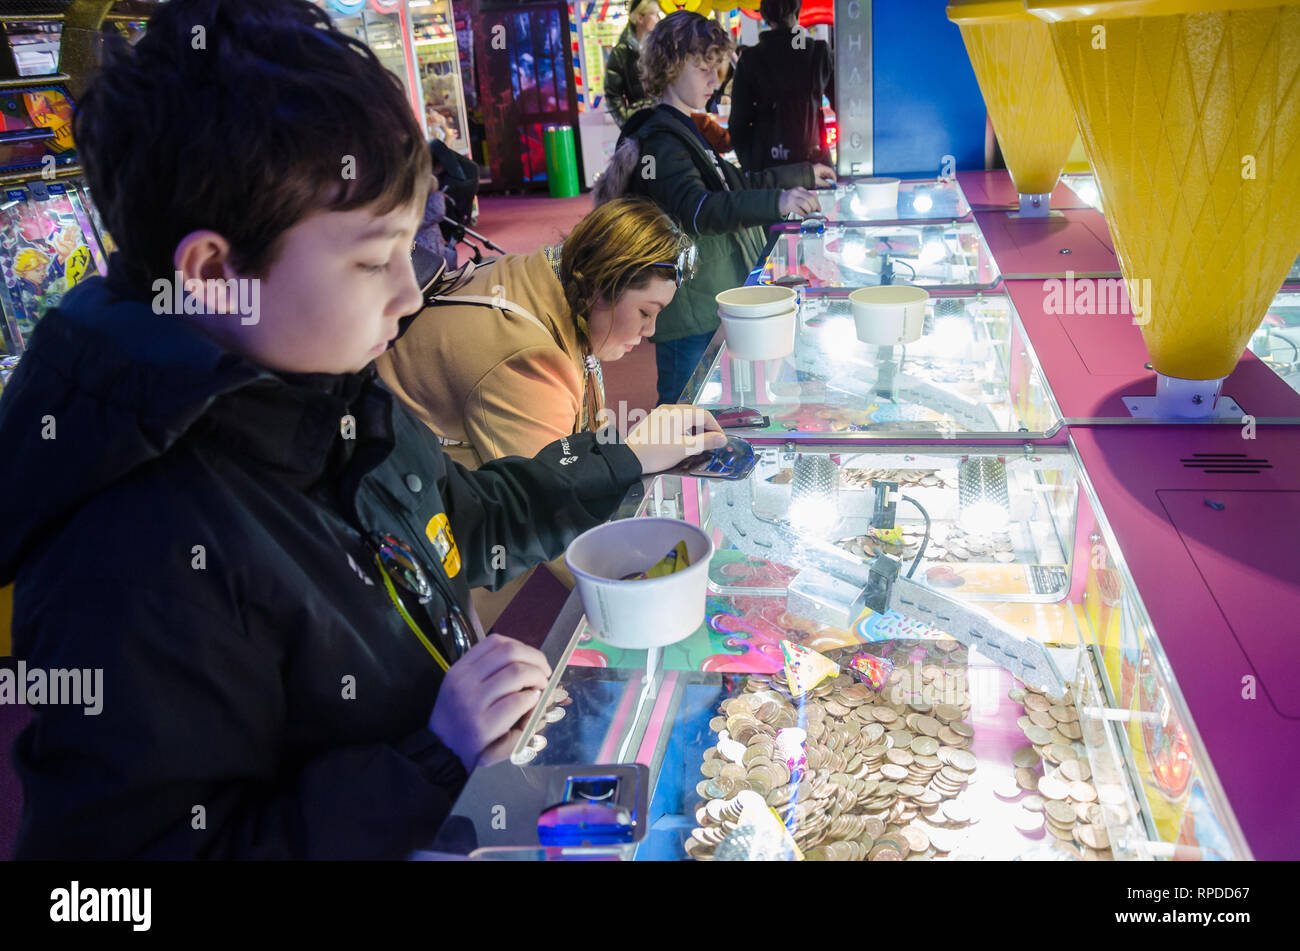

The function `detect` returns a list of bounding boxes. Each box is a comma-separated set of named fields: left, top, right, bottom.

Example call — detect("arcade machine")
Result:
left=0, top=49, right=111, bottom=385
left=570, top=0, right=627, bottom=188
left=430, top=0, right=1298, bottom=862
left=409, top=0, right=472, bottom=156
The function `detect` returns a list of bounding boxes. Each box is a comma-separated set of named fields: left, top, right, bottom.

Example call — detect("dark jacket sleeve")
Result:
left=742, top=162, right=816, bottom=191
left=438, top=427, right=644, bottom=590
left=12, top=580, right=468, bottom=860
left=637, top=128, right=790, bottom=236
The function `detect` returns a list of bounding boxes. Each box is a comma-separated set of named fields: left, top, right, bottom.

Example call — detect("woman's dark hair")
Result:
left=759, top=0, right=801, bottom=27
left=75, top=0, right=431, bottom=290
left=639, top=10, right=732, bottom=101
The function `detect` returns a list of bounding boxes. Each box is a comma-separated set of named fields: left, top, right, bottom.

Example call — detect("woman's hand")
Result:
left=626, top=405, right=727, bottom=474
left=429, top=634, right=552, bottom=772
left=779, top=187, right=821, bottom=219
left=812, top=164, right=837, bottom=186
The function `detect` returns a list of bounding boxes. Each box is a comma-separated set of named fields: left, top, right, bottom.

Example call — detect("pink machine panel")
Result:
left=973, top=209, right=1119, bottom=280
left=1069, top=425, right=1300, bottom=859
left=956, top=169, right=1091, bottom=212
left=1005, top=279, right=1300, bottom=422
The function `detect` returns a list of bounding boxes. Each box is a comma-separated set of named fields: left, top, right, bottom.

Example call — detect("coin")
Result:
left=914, top=715, right=942, bottom=737
left=1011, top=746, right=1040, bottom=769
left=886, top=748, right=915, bottom=766
left=1036, top=775, right=1069, bottom=800
left=1076, top=823, right=1110, bottom=850
left=1040, top=799, right=1070, bottom=822
left=1023, top=693, right=1051, bottom=713
left=1027, top=709, right=1056, bottom=730
left=1021, top=794, right=1045, bottom=813
left=1023, top=724, right=1053, bottom=745
left=529, top=733, right=548, bottom=752
left=881, top=764, right=909, bottom=781
left=1058, top=721, right=1084, bottom=740
left=994, top=552, right=1016, bottom=563
left=871, top=707, right=899, bottom=724
left=948, top=749, right=977, bottom=773
left=934, top=703, right=962, bottom=723
left=908, top=737, right=939, bottom=760
left=1069, top=781, right=1097, bottom=802
left=1008, top=687, right=1027, bottom=704
left=1015, top=767, right=1039, bottom=791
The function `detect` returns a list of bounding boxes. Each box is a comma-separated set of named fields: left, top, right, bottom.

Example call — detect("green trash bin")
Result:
left=543, top=124, right=580, bottom=198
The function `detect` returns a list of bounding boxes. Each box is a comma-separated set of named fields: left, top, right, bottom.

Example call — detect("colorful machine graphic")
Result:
left=0, top=185, right=108, bottom=352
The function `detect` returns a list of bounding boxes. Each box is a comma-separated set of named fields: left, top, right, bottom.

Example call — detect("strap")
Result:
left=428, top=293, right=555, bottom=342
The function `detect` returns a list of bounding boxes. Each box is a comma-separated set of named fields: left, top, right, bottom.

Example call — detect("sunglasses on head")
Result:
left=650, top=244, right=698, bottom=287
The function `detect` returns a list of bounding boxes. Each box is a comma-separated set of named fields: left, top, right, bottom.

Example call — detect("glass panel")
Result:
left=410, top=0, right=471, bottom=154
left=816, top=179, right=970, bottom=222
left=5, top=22, right=62, bottom=76
left=0, top=187, right=105, bottom=354
left=360, top=9, right=411, bottom=96
left=760, top=221, right=1001, bottom=290
left=688, top=292, right=1062, bottom=438
left=465, top=443, right=1245, bottom=861
left=1248, top=289, right=1300, bottom=396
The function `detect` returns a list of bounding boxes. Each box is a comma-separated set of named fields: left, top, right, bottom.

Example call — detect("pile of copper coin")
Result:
left=687, top=640, right=995, bottom=861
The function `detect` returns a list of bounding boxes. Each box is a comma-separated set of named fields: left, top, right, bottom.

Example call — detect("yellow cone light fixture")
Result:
left=948, top=1, right=1080, bottom=215
left=1027, top=0, right=1300, bottom=417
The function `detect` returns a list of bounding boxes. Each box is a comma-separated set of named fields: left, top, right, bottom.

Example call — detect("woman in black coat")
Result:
left=604, top=0, right=661, bottom=128
left=730, top=0, right=836, bottom=173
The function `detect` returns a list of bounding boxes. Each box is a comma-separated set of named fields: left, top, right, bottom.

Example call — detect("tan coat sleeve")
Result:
left=464, top=345, right=584, bottom=461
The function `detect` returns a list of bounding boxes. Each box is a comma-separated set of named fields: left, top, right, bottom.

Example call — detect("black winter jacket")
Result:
left=0, top=263, right=642, bottom=859
left=604, top=25, right=652, bottom=128
left=607, top=105, right=814, bottom=342
left=730, top=28, right=835, bottom=173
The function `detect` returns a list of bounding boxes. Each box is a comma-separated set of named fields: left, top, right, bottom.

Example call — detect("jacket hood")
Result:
left=0, top=259, right=367, bottom=584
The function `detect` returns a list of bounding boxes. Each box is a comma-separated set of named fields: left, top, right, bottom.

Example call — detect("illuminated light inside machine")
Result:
left=789, top=454, right=840, bottom=535
left=931, top=314, right=973, bottom=360
left=820, top=316, right=862, bottom=360
left=841, top=235, right=868, bottom=268
left=957, top=457, right=1011, bottom=535
left=912, top=190, right=934, bottom=214
left=919, top=226, right=947, bottom=265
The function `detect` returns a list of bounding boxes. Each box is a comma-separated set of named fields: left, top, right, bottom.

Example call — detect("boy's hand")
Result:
left=627, top=405, right=727, bottom=474
left=779, top=187, right=821, bottom=219
left=429, top=633, right=552, bottom=772
left=812, top=164, right=837, bottom=187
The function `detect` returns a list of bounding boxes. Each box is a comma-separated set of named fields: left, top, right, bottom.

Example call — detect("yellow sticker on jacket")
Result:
left=424, top=513, right=461, bottom=577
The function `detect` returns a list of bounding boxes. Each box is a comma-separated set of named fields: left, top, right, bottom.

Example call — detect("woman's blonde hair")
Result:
left=638, top=10, right=732, bottom=101
left=561, top=198, right=692, bottom=327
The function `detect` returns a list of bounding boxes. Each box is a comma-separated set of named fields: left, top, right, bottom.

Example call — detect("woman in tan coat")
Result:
left=377, top=198, right=698, bottom=627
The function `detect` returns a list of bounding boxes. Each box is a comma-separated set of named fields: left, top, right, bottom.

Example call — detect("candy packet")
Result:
left=620, top=540, right=691, bottom=581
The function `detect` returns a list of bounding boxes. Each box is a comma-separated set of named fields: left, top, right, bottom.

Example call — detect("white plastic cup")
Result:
left=854, top=176, right=900, bottom=209
left=565, top=519, right=714, bottom=649
left=849, top=285, right=929, bottom=345
left=715, top=284, right=798, bottom=318
left=721, top=306, right=798, bottom=360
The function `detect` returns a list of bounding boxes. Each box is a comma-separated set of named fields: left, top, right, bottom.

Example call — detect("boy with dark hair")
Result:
left=0, top=0, right=722, bottom=859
